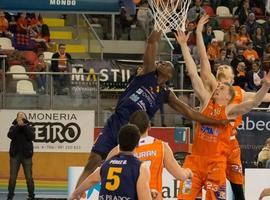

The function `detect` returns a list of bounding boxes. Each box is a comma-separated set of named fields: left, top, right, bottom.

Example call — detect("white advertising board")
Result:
left=245, top=169, right=270, bottom=200
left=0, top=110, right=94, bottom=153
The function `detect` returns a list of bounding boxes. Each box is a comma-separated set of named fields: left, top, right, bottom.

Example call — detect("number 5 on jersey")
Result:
left=105, top=167, right=123, bottom=191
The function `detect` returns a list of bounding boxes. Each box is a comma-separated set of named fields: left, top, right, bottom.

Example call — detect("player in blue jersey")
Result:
left=69, top=124, right=153, bottom=200
left=76, top=30, right=229, bottom=186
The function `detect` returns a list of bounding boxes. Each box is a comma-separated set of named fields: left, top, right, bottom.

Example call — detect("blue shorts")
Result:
left=91, top=114, right=126, bottom=159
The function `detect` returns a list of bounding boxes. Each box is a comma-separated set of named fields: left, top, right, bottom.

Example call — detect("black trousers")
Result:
left=7, top=154, right=35, bottom=199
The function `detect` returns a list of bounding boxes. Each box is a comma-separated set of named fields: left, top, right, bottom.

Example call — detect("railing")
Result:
left=81, top=14, right=105, bottom=60
left=1, top=57, right=270, bottom=128
left=0, top=68, right=195, bottom=128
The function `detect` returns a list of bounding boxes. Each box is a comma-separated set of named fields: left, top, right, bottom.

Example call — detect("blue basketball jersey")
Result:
left=116, top=71, right=170, bottom=120
left=92, top=71, right=170, bottom=156
left=99, top=153, right=141, bottom=200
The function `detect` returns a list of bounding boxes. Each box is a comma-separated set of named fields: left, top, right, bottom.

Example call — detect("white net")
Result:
left=148, top=0, right=192, bottom=33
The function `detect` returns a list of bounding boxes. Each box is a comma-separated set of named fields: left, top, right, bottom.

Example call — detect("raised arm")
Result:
left=227, top=72, right=270, bottom=118
left=167, top=91, right=228, bottom=125
left=196, top=15, right=218, bottom=92
left=142, top=30, right=162, bottom=74
left=243, top=90, right=270, bottom=102
left=68, top=168, right=101, bottom=200
left=175, top=30, right=210, bottom=104
left=163, top=142, right=192, bottom=180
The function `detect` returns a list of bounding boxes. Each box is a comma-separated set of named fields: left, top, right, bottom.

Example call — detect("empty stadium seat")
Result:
left=9, top=65, right=29, bottom=80
left=0, top=37, right=14, bottom=50
left=256, top=19, right=266, bottom=25
left=16, top=80, right=36, bottom=94
left=43, top=51, right=54, bottom=66
left=213, top=30, right=225, bottom=41
left=216, top=6, right=233, bottom=17
left=220, top=18, right=234, bottom=30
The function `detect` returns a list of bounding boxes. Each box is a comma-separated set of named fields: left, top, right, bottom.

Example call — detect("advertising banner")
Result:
left=70, top=59, right=177, bottom=93
left=0, top=110, right=94, bottom=153
left=237, top=112, right=270, bottom=168
left=245, top=169, right=270, bottom=200
left=0, top=0, right=120, bottom=13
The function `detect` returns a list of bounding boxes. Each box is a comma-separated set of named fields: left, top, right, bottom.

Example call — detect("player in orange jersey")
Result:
left=195, top=15, right=270, bottom=200
left=175, top=29, right=270, bottom=200
left=107, top=110, right=193, bottom=199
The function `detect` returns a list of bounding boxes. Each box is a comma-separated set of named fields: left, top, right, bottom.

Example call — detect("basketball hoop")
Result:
left=148, top=0, right=191, bottom=33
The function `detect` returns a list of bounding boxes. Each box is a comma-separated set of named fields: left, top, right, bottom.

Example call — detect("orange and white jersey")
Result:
left=134, top=136, right=164, bottom=193
left=192, top=99, right=231, bottom=157
left=230, top=86, right=243, bottom=136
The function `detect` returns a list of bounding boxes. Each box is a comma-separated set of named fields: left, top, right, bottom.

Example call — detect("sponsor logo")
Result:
left=32, top=122, right=81, bottom=143
left=50, top=0, right=76, bottom=6
left=238, top=116, right=270, bottom=131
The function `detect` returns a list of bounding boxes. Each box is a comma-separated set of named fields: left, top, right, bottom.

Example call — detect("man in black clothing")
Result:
left=51, top=43, right=72, bottom=94
left=7, top=112, right=35, bottom=200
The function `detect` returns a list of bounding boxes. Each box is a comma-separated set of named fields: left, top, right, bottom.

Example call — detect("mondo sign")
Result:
left=0, top=0, right=120, bottom=12
left=0, top=110, right=94, bottom=153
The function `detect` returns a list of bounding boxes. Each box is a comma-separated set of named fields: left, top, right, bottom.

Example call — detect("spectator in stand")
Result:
left=224, top=24, right=238, bottom=44
left=187, top=0, right=205, bottom=23
left=186, top=21, right=197, bottom=51
left=263, top=14, right=270, bottom=43
left=118, top=0, right=136, bottom=40
left=32, top=24, right=51, bottom=53
left=29, top=13, right=42, bottom=31
left=236, top=0, right=252, bottom=25
left=252, top=26, right=267, bottom=57
left=8, top=16, right=17, bottom=35
left=35, top=52, right=47, bottom=93
left=16, top=13, right=28, bottom=34
left=233, top=61, right=248, bottom=89
left=214, top=48, right=231, bottom=66
left=243, top=41, right=259, bottom=62
left=231, top=47, right=247, bottom=69
left=247, top=60, right=266, bottom=91
left=225, top=41, right=237, bottom=62
left=236, top=25, right=252, bottom=49
left=0, top=11, right=11, bottom=38
left=244, top=12, right=260, bottom=36
left=207, top=38, right=221, bottom=67
left=257, top=138, right=270, bottom=168
left=203, top=25, right=215, bottom=48
left=137, top=1, right=153, bottom=39
left=51, top=43, right=72, bottom=95
left=263, top=43, right=270, bottom=61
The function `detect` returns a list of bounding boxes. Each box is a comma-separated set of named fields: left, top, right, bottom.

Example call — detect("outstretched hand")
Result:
left=262, top=71, right=270, bottom=86
left=196, top=14, right=209, bottom=33
left=174, top=30, right=191, bottom=45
